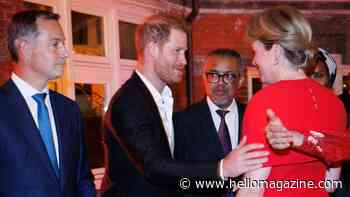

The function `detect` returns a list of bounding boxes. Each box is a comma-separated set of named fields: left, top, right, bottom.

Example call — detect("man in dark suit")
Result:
left=0, top=10, right=96, bottom=197
left=102, top=14, right=269, bottom=197
left=174, top=49, right=246, bottom=197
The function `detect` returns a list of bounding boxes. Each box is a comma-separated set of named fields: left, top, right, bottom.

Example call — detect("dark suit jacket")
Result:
left=330, top=162, right=350, bottom=197
left=101, top=72, right=219, bottom=197
left=0, top=80, right=96, bottom=197
left=174, top=99, right=245, bottom=197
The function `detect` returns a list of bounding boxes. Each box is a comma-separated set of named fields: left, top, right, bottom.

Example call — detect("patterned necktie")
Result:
left=32, top=93, right=59, bottom=177
left=217, top=110, right=234, bottom=197
left=216, top=110, right=232, bottom=155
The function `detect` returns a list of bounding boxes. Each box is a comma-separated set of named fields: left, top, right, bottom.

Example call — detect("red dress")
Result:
left=243, top=79, right=347, bottom=197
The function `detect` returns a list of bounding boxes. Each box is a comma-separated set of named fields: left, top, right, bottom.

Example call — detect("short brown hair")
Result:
left=247, top=6, right=313, bottom=67
left=135, top=14, right=187, bottom=57
left=7, top=10, right=59, bottom=62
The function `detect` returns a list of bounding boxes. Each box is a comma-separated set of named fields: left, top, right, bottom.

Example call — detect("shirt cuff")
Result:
left=219, top=159, right=225, bottom=180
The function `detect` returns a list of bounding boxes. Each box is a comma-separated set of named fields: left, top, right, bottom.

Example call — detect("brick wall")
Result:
left=190, top=13, right=253, bottom=104
left=309, top=15, right=350, bottom=64
left=0, top=0, right=22, bottom=83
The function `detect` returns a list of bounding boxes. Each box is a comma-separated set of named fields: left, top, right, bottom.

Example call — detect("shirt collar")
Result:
left=135, top=70, right=173, bottom=103
left=206, top=96, right=237, bottom=113
left=11, top=73, right=49, bottom=99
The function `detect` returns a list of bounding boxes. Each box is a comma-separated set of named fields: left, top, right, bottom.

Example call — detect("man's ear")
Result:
left=15, top=37, right=32, bottom=61
left=146, top=41, right=160, bottom=59
left=202, top=70, right=207, bottom=82
left=237, top=74, right=245, bottom=88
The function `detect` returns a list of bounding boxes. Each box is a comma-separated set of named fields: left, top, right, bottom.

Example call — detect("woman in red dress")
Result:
left=265, top=48, right=350, bottom=165
left=237, top=6, right=347, bottom=197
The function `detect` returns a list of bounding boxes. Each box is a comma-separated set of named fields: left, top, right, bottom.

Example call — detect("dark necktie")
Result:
left=216, top=111, right=235, bottom=197
left=32, top=93, right=59, bottom=177
left=216, top=110, right=232, bottom=155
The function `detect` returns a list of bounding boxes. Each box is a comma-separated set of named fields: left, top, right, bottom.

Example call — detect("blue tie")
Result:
left=32, top=93, right=59, bottom=177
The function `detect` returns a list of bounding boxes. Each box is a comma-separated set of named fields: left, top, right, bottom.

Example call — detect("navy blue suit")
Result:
left=0, top=80, right=96, bottom=197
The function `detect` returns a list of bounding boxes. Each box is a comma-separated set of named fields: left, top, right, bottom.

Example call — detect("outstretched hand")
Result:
left=265, top=109, right=304, bottom=150
left=222, top=136, right=269, bottom=178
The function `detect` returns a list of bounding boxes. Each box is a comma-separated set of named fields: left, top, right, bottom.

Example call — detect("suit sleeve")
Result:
left=106, top=101, right=220, bottom=187
left=74, top=103, right=97, bottom=197
left=173, top=110, right=234, bottom=195
left=173, top=111, right=189, bottom=161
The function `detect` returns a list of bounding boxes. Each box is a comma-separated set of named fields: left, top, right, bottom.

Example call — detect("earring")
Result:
left=273, top=58, right=279, bottom=66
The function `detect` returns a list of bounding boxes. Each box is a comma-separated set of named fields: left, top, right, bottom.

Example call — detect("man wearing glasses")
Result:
left=175, top=49, right=264, bottom=197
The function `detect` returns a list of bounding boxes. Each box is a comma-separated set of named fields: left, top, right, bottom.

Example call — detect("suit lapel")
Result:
left=131, top=72, right=172, bottom=156
left=237, top=102, right=246, bottom=144
left=199, top=100, right=225, bottom=158
left=2, top=80, right=59, bottom=183
left=49, top=91, right=67, bottom=189
left=200, top=99, right=245, bottom=155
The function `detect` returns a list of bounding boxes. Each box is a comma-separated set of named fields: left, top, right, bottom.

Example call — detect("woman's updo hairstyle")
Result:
left=247, top=6, right=315, bottom=67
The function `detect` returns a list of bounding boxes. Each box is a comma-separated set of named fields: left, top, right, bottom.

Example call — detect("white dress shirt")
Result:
left=11, top=73, right=60, bottom=167
left=135, top=71, right=175, bottom=156
left=206, top=96, right=239, bottom=148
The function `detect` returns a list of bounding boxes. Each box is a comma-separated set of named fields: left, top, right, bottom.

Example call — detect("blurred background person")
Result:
left=304, top=48, right=337, bottom=89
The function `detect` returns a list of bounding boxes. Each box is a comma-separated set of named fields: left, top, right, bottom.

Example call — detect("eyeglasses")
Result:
left=205, top=72, right=238, bottom=84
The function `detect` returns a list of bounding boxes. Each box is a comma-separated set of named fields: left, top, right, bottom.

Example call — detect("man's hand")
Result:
left=265, top=109, right=304, bottom=150
left=222, top=136, right=269, bottom=178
